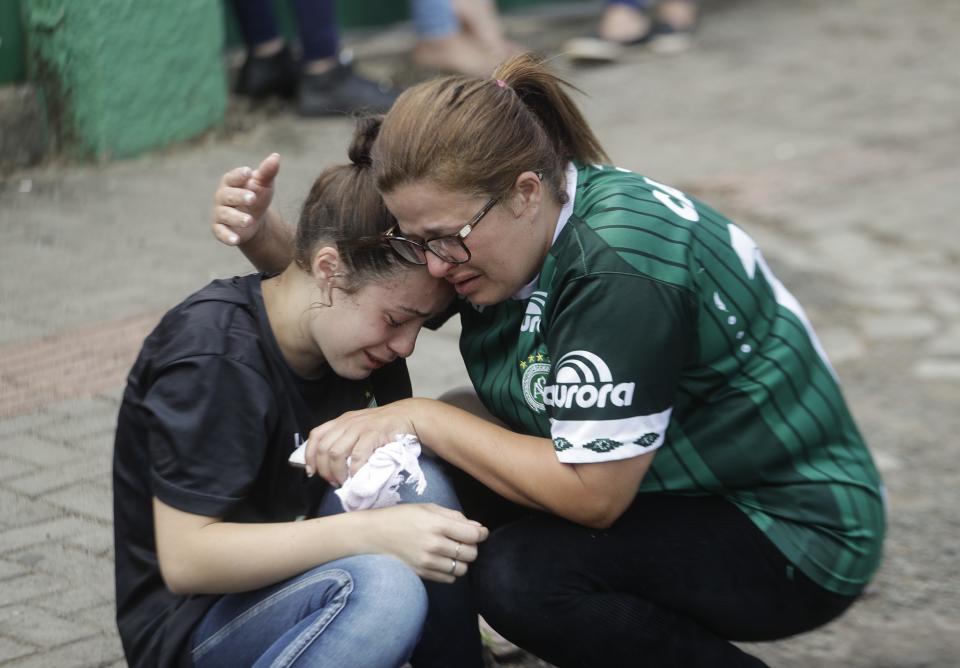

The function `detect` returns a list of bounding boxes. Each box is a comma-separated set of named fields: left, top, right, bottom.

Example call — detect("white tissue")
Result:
left=334, top=434, right=427, bottom=511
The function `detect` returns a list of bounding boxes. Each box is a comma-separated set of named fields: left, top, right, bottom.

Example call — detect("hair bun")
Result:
left=348, top=115, right=382, bottom=167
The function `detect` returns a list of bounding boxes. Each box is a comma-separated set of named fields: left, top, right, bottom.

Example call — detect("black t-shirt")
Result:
left=112, top=274, right=411, bottom=668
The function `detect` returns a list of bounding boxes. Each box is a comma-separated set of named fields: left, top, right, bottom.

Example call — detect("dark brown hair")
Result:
left=294, top=116, right=402, bottom=289
left=372, top=53, right=609, bottom=202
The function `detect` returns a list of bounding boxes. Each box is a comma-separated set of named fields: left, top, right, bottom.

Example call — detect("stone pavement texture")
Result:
left=1, top=0, right=959, bottom=665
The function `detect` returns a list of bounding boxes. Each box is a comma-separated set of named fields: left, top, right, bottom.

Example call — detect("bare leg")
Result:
left=656, top=0, right=699, bottom=32
left=453, top=0, right=522, bottom=60
left=599, top=3, right=654, bottom=43
left=413, top=33, right=498, bottom=76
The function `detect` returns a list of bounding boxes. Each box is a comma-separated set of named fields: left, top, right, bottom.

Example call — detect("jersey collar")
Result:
left=513, top=162, right=578, bottom=300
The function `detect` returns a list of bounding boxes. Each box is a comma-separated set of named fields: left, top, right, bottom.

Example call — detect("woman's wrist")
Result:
left=309, top=510, right=377, bottom=557
left=403, top=397, right=443, bottom=454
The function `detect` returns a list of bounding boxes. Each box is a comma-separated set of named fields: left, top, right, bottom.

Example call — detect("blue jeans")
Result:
left=192, top=555, right=425, bottom=668
left=191, top=457, right=482, bottom=668
left=410, top=0, right=458, bottom=39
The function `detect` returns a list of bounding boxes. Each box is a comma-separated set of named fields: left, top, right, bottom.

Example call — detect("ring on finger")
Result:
left=448, top=559, right=457, bottom=575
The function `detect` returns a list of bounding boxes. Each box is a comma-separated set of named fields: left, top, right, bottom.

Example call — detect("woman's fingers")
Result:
left=212, top=204, right=253, bottom=229
left=426, top=505, right=490, bottom=545
left=423, top=556, right=469, bottom=582
left=217, top=186, right=258, bottom=208
left=419, top=568, right=457, bottom=584
left=252, top=153, right=280, bottom=188
left=212, top=221, right=240, bottom=246
left=442, top=539, right=479, bottom=564
left=220, top=165, right=252, bottom=188
left=306, top=424, right=366, bottom=485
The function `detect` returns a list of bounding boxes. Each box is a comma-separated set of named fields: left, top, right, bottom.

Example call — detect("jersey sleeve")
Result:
left=545, top=273, right=696, bottom=463
left=144, top=355, right=275, bottom=517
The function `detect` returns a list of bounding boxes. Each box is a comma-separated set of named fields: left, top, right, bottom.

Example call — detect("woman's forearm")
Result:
left=407, top=399, right=597, bottom=519
left=154, top=499, right=369, bottom=594
left=239, top=208, right=295, bottom=274
left=407, top=398, right=652, bottom=528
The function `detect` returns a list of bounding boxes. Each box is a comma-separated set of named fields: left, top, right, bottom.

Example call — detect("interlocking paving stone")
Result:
left=0, top=518, right=103, bottom=555
left=37, top=589, right=116, bottom=625
left=927, top=291, right=960, bottom=316
left=0, top=412, right=66, bottom=441
left=0, top=573, right=71, bottom=606
left=2, top=633, right=124, bottom=668
left=0, top=559, right=28, bottom=580
left=61, top=523, right=114, bottom=558
left=816, top=325, right=866, bottom=365
left=69, top=430, right=116, bottom=454
left=0, top=605, right=100, bottom=648
left=74, top=602, right=118, bottom=630
left=860, top=314, right=939, bottom=341
left=0, top=457, right=37, bottom=482
left=914, top=359, right=960, bottom=380
left=45, top=395, right=122, bottom=420
left=929, top=325, right=960, bottom=355
left=0, top=488, right=59, bottom=528
left=11, top=542, right=112, bottom=583
left=32, top=410, right=120, bottom=450
left=3, top=456, right=111, bottom=498
left=0, top=432, right=85, bottom=467
left=45, top=481, right=114, bottom=525
left=0, top=637, right=35, bottom=663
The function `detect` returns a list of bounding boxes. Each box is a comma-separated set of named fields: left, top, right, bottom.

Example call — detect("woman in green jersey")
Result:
left=215, top=54, right=885, bottom=668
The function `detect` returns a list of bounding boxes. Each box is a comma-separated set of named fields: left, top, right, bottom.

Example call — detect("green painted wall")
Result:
left=0, top=0, right=25, bottom=83
left=7, top=0, right=585, bottom=161
left=22, top=0, right=226, bottom=159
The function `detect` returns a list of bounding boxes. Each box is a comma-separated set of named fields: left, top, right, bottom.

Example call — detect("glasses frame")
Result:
left=382, top=196, right=499, bottom=266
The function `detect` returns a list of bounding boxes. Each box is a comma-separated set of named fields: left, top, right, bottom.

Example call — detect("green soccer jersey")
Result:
left=458, top=163, right=885, bottom=596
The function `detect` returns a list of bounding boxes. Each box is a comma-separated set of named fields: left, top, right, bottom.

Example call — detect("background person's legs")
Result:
left=232, top=0, right=298, bottom=98
left=411, top=0, right=510, bottom=76
left=472, top=494, right=856, bottom=668
left=599, top=0, right=655, bottom=43
left=231, top=0, right=398, bottom=114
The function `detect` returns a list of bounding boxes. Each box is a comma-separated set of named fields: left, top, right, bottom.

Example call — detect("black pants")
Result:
left=451, top=469, right=856, bottom=668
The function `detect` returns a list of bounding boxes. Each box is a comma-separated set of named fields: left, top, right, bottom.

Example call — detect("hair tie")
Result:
left=496, top=79, right=507, bottom=88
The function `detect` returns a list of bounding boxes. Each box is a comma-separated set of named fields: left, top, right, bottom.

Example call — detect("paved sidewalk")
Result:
left=2, top=1, right=959, bottom=666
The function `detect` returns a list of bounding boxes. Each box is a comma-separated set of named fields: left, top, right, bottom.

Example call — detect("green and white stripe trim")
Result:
left=550, top=408, right=672, bottom=463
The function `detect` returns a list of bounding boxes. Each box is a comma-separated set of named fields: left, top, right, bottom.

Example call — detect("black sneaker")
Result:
left=298, top=62, right=399, bottom=116
left=236, top=45, right=299, bottom=99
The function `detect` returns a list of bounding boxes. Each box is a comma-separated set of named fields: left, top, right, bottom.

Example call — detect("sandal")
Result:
left=565, top=3, right=654, bottom=64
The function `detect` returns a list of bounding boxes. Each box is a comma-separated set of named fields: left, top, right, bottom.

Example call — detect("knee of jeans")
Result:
left=399, top=456, right=462, bottom=510
left=348, top=554, right=428, bottom=622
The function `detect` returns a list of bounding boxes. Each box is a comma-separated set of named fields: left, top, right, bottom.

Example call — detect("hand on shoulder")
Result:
left=211, top=152, right=281, bottom=246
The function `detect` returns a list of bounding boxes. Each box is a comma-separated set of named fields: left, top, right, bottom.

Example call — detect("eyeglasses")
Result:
left=382, top=196, right=498, bottom=266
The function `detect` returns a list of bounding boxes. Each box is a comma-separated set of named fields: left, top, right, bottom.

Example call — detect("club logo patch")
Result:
left=519, top=351, right=550, bottom=413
